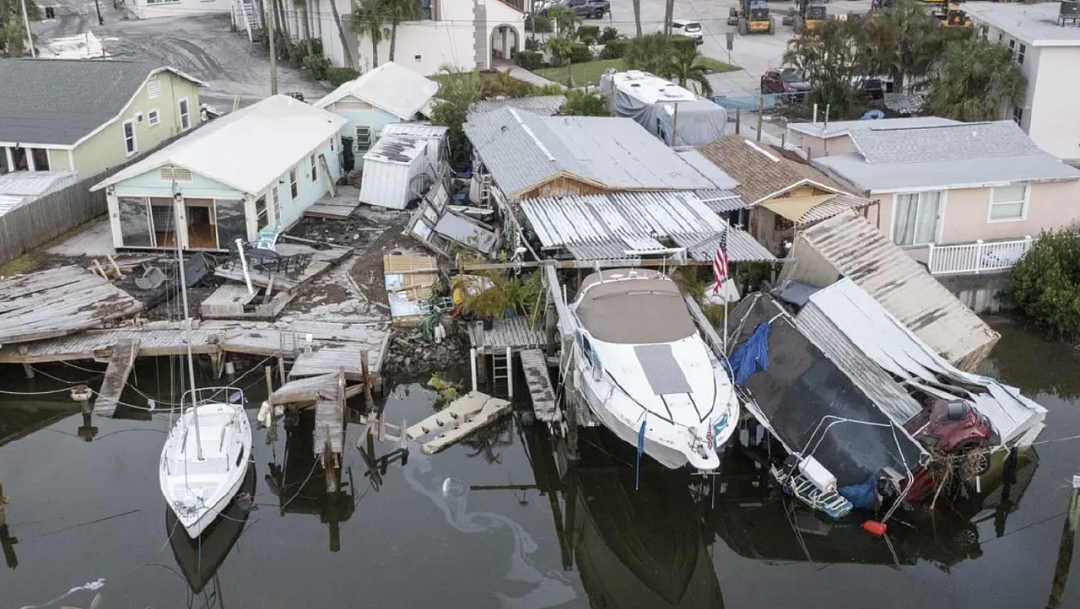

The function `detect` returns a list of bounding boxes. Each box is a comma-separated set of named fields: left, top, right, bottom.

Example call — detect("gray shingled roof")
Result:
left=463, top=107, right=717, bottom=197
left=849, top=120, right=1044, bottom=165
left=0, top=59, right=191, bottom=146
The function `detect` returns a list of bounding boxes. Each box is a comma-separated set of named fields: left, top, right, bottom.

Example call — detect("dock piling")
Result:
left=1048, top=474, right=1080, bottom=608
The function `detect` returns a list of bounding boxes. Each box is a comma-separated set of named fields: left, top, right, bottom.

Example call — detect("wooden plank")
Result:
left=405, top=391, right=512, bottom=454
left=313, top=373, right=345, bottom=455
left=92, top=338, right=140, bottom=417
left=519, top=349, right=557, bottom=423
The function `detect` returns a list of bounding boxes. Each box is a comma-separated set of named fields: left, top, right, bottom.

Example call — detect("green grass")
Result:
left=534, top=56, right=740, bottom=87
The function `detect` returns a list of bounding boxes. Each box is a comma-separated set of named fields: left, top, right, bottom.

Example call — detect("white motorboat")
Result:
left=568, top=269, right=740, bottom=471
left=160, top=387, right=252, bottom=539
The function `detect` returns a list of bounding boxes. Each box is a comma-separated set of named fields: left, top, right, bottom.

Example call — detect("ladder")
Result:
left=772, top=465, right=853, bottom=519
left=490, top=347, right=513, bottom=398
left=478, top=174, right=492, bottom=208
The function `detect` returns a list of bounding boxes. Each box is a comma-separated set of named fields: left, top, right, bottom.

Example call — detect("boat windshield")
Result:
left=576, top=276, right=696, bottom=344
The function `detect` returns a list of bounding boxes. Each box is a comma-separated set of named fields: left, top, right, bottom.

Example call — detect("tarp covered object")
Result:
left=728, top=293, right=925, bottom=486
left=602, top=75, right=727, bottom=147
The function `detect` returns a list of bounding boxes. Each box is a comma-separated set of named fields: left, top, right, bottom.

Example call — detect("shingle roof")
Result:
left=464, top=108, right=717, bottom=197
left=92, top=95, right=346, bottom=195
left=849, top=120, right=1045, bottom=165
left=0, top=59, right=202, bottom=147
left=783, top=212, right=1000, bottom=370
left=314, top=62, right=439, bottom=120
left=697, top=134, right=851, bottom=205
left=787, top=117, right=960, bottom=140
left=469, top=95, right=567, bottom=119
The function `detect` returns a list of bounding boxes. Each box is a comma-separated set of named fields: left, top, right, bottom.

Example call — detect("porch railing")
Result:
left=925, top=236, right=1034, bottom=275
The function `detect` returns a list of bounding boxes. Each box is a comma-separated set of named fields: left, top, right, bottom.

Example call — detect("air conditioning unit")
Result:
left=1061, top=0, right=1080, bottom=22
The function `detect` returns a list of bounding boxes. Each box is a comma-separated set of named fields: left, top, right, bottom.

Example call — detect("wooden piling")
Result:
left=1048, top=474, right=1080, bottom=608
left=756, top=96, right=764, bottom=142
left=264, top=365, right=273, bottom=398
left=361, top=350, right=374, bottom=409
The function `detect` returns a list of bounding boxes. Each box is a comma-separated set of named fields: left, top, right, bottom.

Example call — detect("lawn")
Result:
left=534, top=56, right=740, bottom=88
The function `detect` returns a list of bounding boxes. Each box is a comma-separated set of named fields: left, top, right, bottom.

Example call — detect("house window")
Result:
left=1017, top=43, right=1026, bottom=65
left=289, top=167, right=299, bottom=198
left=255, top=195, right=268, bottom=229
left=147, top=79, right=161, bottom=98
left=893, top=191, right=943, bottom=246
left=148, top=109, right=160, bottom=126
left=1012, top=105, right=1024, bottom=126
left=123, top=119, right=138, bottom=156
left=330, top=137, right=335, bottom=153
left=31, top=148, right=49, bottom=171
left=354, top=126, right=372, bottom=153
left=271, top=186, right=281, bottom=224
left=135, top=112, right=144, bottom=124
left=989, top=184, right=1028, bottom=222
left=179, top=97, right=191, bottom=131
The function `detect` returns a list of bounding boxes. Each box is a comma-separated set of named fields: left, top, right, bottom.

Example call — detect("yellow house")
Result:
left=0, top=59, right=204, bottom=180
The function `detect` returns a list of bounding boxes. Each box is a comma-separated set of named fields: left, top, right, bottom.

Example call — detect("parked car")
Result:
left=760, top=69, right=811, bottom=97
left=905, top=398, right=994, bottom=472
left=657, top=20, right=705, bottom=45
left=535, top=0, right=609, bottom=18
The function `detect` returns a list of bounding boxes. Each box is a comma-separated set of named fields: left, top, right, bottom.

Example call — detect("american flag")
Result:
left=712, top=230, right=729, bottom=294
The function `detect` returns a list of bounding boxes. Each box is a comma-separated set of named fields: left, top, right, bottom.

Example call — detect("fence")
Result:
left=0, top=129, right=199, bottom=266
left=925, top=236, right=1034, bottom=276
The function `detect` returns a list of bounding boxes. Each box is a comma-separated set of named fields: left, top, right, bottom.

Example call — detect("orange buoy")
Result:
left=862, top=520, right=887, bottom=536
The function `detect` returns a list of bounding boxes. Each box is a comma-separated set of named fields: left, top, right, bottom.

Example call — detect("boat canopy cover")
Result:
left=576, top=270, right=696, bottom=344
left=728, top=293, right=925, bottom=486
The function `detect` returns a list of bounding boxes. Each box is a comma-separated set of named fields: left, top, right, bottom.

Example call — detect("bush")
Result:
left=290, top=41, right=310, bottom=64
left=558, top=89, right=608, bottom=116
left=327, top=67, right=360, bottom=87
left=569, top=42, right=592, bottom=64
left=517, top=50, right=544, bottom=71
left=303, top=53, right=331, bottom=81
left=1004, top=231, right=1080, bottom=341
left=600, top=38, right=627, bottom=59
left=524, top=37, right=543, bottom=51
left=525, top=14, right=552, bottom=33
left=578, top=25, right=600, bottom=45
left=600, top=26, right=619, bottom=43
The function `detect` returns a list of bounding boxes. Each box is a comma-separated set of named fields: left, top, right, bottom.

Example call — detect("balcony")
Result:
left=903, top=237, right=1034, bottom=276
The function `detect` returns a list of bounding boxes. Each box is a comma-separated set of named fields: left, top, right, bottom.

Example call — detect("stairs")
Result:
left=237, top=0, right=262, bottom=41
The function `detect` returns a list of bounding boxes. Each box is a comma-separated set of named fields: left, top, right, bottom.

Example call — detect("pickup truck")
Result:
left=535, top=0, right=610, bottom=18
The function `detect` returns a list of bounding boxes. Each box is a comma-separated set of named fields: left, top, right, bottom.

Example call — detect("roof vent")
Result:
left=625, top=70, right=646, bottom=80
left=1059, top=0, right=1080, bottom=25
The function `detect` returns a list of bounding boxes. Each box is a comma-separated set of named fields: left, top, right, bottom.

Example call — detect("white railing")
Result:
left=925, top=236, right=1034, bottom=275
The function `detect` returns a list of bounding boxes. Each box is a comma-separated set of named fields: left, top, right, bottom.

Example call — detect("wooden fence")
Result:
left=0, top=129, right=200, bottom=266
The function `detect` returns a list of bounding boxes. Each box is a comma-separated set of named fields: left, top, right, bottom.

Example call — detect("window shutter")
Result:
left=148, top=79, right=162, bottom=99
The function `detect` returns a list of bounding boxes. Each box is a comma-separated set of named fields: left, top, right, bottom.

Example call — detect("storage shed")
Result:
left=359, top=135, right=430, bottom=210
left=380, top=123, right=448, bottom=173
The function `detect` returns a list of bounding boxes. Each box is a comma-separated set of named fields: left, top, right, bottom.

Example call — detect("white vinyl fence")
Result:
left=925, top=237, right=1034, bottom=275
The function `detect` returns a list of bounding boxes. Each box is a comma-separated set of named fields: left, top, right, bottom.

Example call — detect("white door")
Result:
left=892, top=191, right=943, bottom=246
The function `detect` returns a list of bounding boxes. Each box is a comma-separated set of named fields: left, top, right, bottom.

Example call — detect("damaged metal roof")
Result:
left=365, top=134, right=427, bottom=164
left=799, top=279, right=1046, bottom=445
left=520, top=192, right=775, bottom=262
left=696, top=189, right=747, bottom=213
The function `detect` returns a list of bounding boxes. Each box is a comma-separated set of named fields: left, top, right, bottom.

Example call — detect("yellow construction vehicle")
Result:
left=937, top=0, right=972, bottom=27
left=727, top=0, right=775, bottom=35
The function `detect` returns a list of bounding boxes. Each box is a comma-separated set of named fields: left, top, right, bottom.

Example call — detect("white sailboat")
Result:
left=568, top=269, right=740, bottom=471
left=159, top=188, right=252, bottom=539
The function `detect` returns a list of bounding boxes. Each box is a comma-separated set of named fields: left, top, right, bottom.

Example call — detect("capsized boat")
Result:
left=567, top=269, right=739, bottom=471
left=160, top=387, right=252, bottom=539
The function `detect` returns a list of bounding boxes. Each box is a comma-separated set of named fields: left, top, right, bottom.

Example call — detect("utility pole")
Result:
left=20, top=0, right=35, bottom=58
left=94, top=0, right=104, bottom=25
left=267, top=0, right=279, bottom=94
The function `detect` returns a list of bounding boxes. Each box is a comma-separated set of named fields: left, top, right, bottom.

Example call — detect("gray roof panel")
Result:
left=469, top=95, right=567, bottom=119
left=0, top=59, right=185, bottom=146
left=849, top=120, right=1044, bottom=165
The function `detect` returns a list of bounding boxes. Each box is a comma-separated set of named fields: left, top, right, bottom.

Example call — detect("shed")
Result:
left=380, top=123, right=448, bottom=173
left=359, top=135, right=430, bottom=210
left=778, top=211, right=999, bottom=371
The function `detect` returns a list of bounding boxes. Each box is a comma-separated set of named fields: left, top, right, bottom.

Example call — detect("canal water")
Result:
left=1, top=318, right=1079, bottom=609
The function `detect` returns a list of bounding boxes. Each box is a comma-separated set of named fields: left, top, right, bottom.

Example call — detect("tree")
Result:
left=1004, top=231, right=1080, bottom=342
left=293, top=0, right=313, bottom=56
left=559, top=90, right=609, bottom=116
left=352, top=0, right=390, bottom=69
left=328, top=0, right=355, bottom=69
left=661, top=45, right=713, bottom=96
left=545, top=35, right=575, bottom=86
left=429, top=68, right=485, bottom=165
left=0, top=0, right=39, bottom=56
left=928, top=36, right=1025, bottom=122
left=383, top=0, right=419, bottom=62
left=854, top=0, right=953, bottom=92
left=783, top=19, right=864, bottom=118
left=624, top=33, right=677, bottom=74
left=632, top=0, right=641, bottom=36
left=547, top=3, right=579, bottom=40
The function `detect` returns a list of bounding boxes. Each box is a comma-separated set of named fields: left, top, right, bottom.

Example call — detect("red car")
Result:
left=760, top=69, right=812, bottom=98
left=901, top=398, right=993, bottom=501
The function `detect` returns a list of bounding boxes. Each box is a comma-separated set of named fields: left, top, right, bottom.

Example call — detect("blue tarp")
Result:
left=838, top=475, right=878, bottom=510
left=730, top=322, right=771, bottom=385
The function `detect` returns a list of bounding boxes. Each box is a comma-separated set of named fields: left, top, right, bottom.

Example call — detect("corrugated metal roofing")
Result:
left=801, top=279, right=1046, bottom=445
left=314, top=62, right=439, bottom=119
left=785, top=212, right=999, bottom=369
left=469, top=95, right=567, bottom=119
left=798, top=192, right=871, bottom=225
left=697, top=189, right=747, bottom=213
left=463, top=108, right=716, bottom=197
left=365, top=134, right=427, bottom=164
left=520, top=191, right=775, bottom=262
left=794, top=292, right=925, bottom=426
left=0, top=171, right=77, bottom=218
left=380, top=123, right=449, bottom=139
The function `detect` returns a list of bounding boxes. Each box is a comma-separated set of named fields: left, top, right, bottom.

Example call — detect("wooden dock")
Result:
left=405, top=391, right=511, bottom=454
left=304, top=188, right=362, bottom=220
left=92, top=338, right=140, bottom=417
left=0, top=266, right=143, bottom=345
left=468, top=317, right=546, bottom=354
left=519, top=349, right=558, bottom=425
left=200, top=283, right=294, bottom=320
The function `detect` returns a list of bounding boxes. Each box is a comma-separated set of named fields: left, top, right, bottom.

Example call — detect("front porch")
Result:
left=903, top=236, right=1035, bottom=276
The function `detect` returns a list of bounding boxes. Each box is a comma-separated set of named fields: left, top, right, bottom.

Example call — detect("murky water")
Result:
left=2, top=318, right=1079, bottom=609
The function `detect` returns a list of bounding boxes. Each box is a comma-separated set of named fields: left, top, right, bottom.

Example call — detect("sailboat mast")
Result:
left=173, top=181, right=204, bottom=461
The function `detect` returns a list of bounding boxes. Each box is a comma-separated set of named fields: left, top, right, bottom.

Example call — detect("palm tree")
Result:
left=293, top=0, right=313, bottom=56
left=928, top=37, right=1025, bottom=122
left=352, top=0, right=391, bottom=69
left=662, top=46, right=713, bottom=97
left=328, top=0, right=355, bottom=68
left=383, top=0, right=419, bottom=63
left=546, top=35, right=575, bottom=87
left=632, top=0, right=642, bottom=36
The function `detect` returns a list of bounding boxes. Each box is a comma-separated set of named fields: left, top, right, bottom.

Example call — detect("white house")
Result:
left=964, top=1, right=1080, bottom=165
left=131, top=0, right=233, bottom=19
left=316, top=0, right=525, bottom=75
left=91, top=95, right=346, bottom=251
